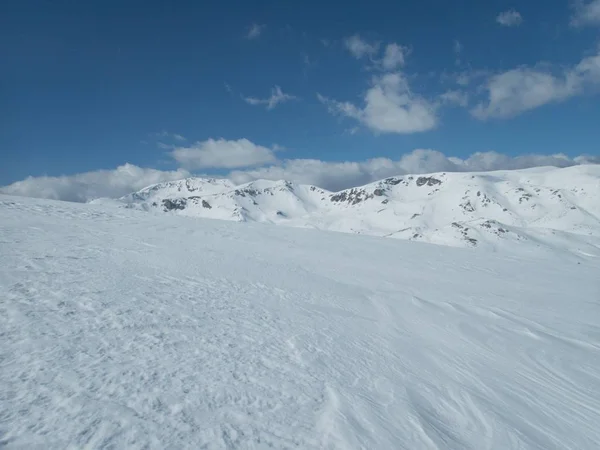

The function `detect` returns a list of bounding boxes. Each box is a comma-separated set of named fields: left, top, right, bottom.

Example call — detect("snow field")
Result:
left=1, top=195, right=600, bottom=449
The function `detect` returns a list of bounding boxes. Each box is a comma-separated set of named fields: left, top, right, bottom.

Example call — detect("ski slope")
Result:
left=100, top=165, right=600, bottom=255
left=1, top=194, right=600, bottom=449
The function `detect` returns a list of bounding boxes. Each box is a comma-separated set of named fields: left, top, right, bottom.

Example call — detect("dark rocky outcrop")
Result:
left=234, top=188, right=259, bottom=197
left=162, top=198, right=187, bottom=211
left=384, top=178, right=403, bottom=186
left=416, top=177, right=442, bottom=187
left=330, top=188, right=374, bottom=205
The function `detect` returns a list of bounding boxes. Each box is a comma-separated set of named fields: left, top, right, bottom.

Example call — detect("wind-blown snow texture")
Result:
left=1, top=194, right=599, bottom=449
left=101, top=165, right=600, bottom=255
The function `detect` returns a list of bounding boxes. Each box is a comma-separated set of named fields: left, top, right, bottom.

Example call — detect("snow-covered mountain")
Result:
left=100, top=165, right=600, bottom=254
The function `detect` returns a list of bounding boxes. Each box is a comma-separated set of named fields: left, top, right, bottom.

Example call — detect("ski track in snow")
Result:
left=1, top=195, right=600, bottom=449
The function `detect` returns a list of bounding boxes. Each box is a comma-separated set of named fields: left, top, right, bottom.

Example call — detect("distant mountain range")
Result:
left=93, top=165, right=600, bottom=255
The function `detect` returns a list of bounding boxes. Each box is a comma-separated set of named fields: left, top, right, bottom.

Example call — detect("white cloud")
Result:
left=344, top=34, right=379, bottom=59
left=245, top=23, right=264, bottom=39
left=318, top=73, right=438, bottom=134
left=0, top=164, right=191, bottom=203
left=344, top=37, right=408, bottom=71
left=571, top=0, right=600, bottom=26
left=170, top=138, right=277, bottom=170
left=472, top=48, right=600, bottom=119
left=381, top=43, right=407, bottom=70
left=440, top=89, right=469, bottom=107
left=4, top=151, right=598, bottom=202
left=229, top=150, right=598, bottom=192
left=243, top=86, right=298, bottom=110
left=575, top=47, right=600, bottom=82
left=472, top=69, right=575, bottom=119
left=496, top=9, right=523, bottom=27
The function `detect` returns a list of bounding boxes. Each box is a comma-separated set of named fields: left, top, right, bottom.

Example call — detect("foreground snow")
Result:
left=1, top=194, right=600, bottom=449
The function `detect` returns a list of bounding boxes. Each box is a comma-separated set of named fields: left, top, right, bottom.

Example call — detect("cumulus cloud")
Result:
left=318, top=73, right=438, bottom=134
left=170, top=138, right=278, bottom=170
left=496, top=9, right=523, bottom=27
left=571, top=0, right=600, bottom=26
left=243, top=86, right=298, bottom=110
left=344, top=34, right=379, bottom=59
left=245, top=23, right=264, bottom=39
left=0, top=164, right=191, bottom=203
left=228, top=150, right=598, bottom=192
left=472, top=48, right=600, bottom=119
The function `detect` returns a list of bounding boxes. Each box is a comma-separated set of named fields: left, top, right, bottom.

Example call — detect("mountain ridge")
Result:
left=93, top=164, right=600, bottom=255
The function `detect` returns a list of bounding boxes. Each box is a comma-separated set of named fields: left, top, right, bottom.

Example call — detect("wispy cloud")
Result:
left=302, top=52, right=316, bottom=76
left=344, top=34, right=379, bottom=59
left=496, top=9, right=523, bottom=27
left=245, top=23, right=265, bottom=39
left=453, top=40, right=462, bottom=55
left=151, top=131, right=187, bottom=142
left=472, top=47, right=600, bottom=119
left=440, top=90, right=469, bottom=107
left=453, top=40, right=462, bottom=65
left=381, top=43, right=407, bottom=70
left=345, top=36, right=409, bottom=72
left=571, top=0, right=600, bottom=26
left=243, top=86, right=298, bottom=110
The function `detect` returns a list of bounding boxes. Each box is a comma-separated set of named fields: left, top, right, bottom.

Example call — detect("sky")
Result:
left=1, top=0, right=600, bottom=200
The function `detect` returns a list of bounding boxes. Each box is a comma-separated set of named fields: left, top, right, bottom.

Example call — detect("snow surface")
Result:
left=98, top=165, right=600, bottom=255
left=2, top=194, right=600, bottom=449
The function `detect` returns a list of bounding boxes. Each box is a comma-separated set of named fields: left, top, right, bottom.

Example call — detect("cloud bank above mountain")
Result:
left=2, top=149, right=598, bottom=202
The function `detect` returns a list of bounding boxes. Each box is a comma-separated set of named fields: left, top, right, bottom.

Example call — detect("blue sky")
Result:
left=2, top=0, right=600, bottom=199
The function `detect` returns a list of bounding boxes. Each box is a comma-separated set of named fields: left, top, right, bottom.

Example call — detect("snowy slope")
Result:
left=104, top=165, right=600, bottom=254
left=2, top=194, right=600, bottom=449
